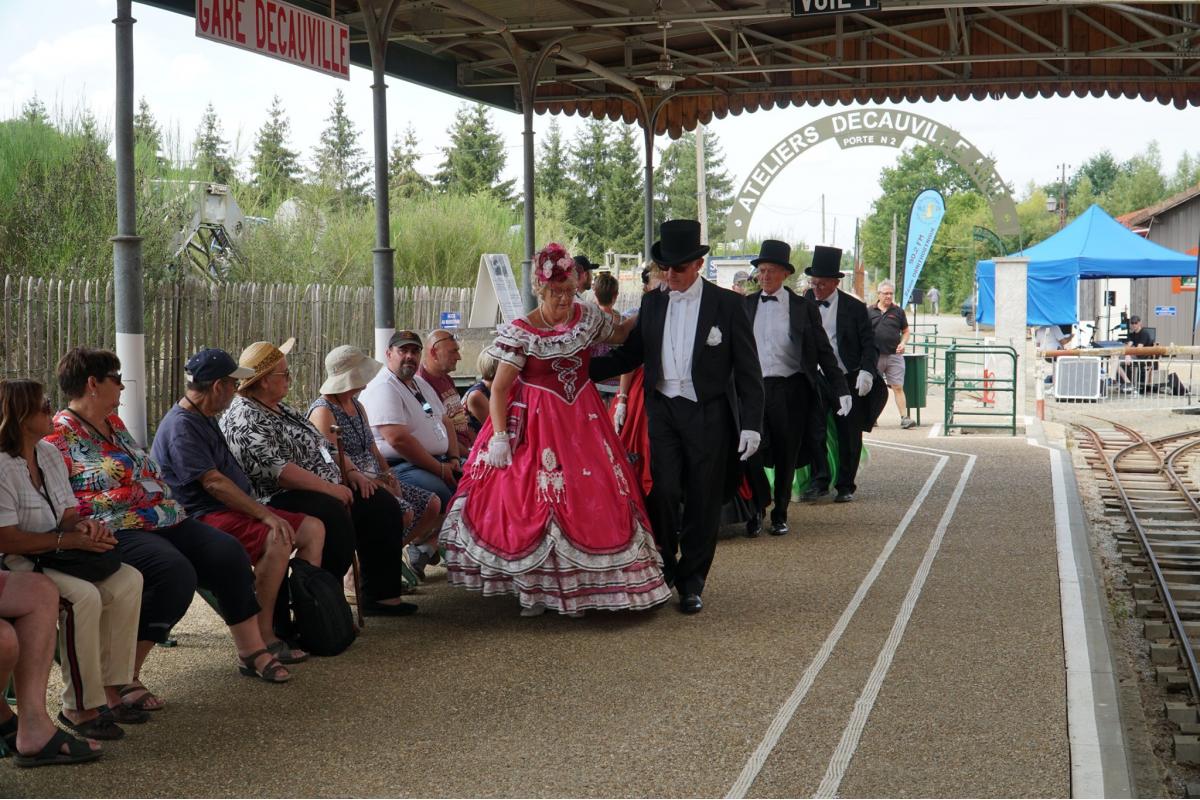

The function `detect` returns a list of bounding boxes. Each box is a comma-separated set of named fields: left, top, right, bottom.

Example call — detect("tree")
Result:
left=566, top=120, right=611, bottom=255
left=192, top=102, right=233, bottom=183
left=133, top=97, right=162, bottom=159
left=600, top=124, right=643, bottom=255
left=653, top=129, right=735, bottom=244
left=250, top=95, right=301, bottom=206
left=1103, top=141, right=1166, bottom=215
left=312, top=89, right=369, bottom=207
left=535, top=119, right=570, bottom=201
left=434, top=103, right=513, bottom=200
left=1073, top=151, right=1120, bottom=197
left=1168, top=150, right=1200, bottom=194
left=20, top=95, right=50, bottom=126
left=388, top=124, right=431, bottom=200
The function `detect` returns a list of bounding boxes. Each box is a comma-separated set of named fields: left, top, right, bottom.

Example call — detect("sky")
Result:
left=2, top=0, right=1198, bottom=256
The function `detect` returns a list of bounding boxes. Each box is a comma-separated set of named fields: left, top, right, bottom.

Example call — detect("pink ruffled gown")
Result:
left=440, top=302, right=670, bottom=614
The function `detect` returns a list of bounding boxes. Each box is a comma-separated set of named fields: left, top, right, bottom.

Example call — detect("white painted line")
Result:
left=726, top=450, right=951, bottom=799
left=927, top=422, right=942, bottom=438
left=1027, top=433, right=1106, bottom=798
left=813, top=455, right=977, bottom=799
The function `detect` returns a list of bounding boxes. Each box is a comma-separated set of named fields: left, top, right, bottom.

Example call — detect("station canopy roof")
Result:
left=150, top=1, right=1200, bottom=137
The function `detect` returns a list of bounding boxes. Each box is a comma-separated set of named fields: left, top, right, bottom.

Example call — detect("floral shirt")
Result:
left=48, top=410, right=186, bottom=531
left=220, top=395, right=341, bottom=502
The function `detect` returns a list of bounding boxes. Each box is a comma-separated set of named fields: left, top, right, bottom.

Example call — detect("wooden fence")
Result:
left=1, top=275, right=474, bottom=426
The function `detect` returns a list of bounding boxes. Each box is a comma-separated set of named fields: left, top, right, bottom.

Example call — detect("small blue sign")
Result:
left=1155, top=305, right=1177, bottom=317
left=440, top=311, right=462, bottom=329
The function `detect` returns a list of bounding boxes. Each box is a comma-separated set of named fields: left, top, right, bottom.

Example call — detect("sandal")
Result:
left=57, top=710, right=124, bottom=741
left=116, top=681, right=165, bottom=712
left=0, top=713, right=16, bottom=757
left=266, top=639, right=309, bottom=665
left=14, top=728, right=101, bottom=768
left=237, top=650, right=290, bottom=684
left=99, top=703, right=150, bottom=725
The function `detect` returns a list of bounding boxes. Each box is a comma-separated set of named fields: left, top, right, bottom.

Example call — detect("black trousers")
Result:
left=645, top=392, right=732, bottom=597
left=268, top=488, right=406, bottom=602
left=761, top=375, right=824, bottom=522
left=811, top=396, right=865, bottom=495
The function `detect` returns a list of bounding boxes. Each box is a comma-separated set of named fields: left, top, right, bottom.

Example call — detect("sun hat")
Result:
left=319, top=345, right=382, bottom=395
left=236, top=337, right=295, bottom=390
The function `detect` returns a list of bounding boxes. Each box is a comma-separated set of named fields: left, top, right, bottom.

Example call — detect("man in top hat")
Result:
left=743, top=241, right=851, bottom=535
left=574, top=254, right=598, bottom=294
left=590, top=219, right=763, bottom=614
left=802, top=246, right=885, bottom=504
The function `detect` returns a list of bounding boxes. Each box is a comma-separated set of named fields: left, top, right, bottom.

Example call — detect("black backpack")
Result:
left=287, top=558, right=356, bottom=657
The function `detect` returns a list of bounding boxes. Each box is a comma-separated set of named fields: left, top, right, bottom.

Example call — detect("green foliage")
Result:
left=434, top=104, right=513, bottom=201
left=653, top=130, right=734, bottom=243
left=535, top=119, right=570, bottom=201
left=20, top=95, right=49, bottom=126
left=312, top=90, right=369, bottom=209
left=600, top=124, right=644, bottom=256
left=388, top=124, right=431, bottom=201
left=133, top=98, right=162, bottom=161
left=192, top=103, right=233, bottom=184
left=250, top=96, right=301, bottom=207
left=1168, top=151, right=1200, bottom=194
left=1103, top=142, right=1166, bottom=216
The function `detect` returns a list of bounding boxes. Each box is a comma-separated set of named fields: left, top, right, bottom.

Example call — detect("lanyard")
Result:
left=31, top=462, right=59, bottom=532
left=65, top=409, right=140, bottom=465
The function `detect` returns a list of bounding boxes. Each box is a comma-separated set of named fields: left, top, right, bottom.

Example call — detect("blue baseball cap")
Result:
left=185, top=348, right=254, bottom=383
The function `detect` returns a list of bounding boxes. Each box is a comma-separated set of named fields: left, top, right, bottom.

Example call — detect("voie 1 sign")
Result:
left=791, top=0, right=879, bottom=16
left=195, top=0, right=350, bottom=80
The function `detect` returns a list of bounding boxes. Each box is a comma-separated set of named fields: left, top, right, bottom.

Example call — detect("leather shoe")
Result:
left=769, top=520, right=789, bottom=536
left=801, top=486, right=829, bottom=503
left=680, top=594, right=703, bottom=614
left=745, top=514, right=762, bottom=538
left=834, top=491, right=854, bottom=503
left=363, top=600, right=419, bottom=616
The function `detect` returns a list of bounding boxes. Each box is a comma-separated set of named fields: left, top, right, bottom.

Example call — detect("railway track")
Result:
left=1075, top=421, right=1200, bottom=764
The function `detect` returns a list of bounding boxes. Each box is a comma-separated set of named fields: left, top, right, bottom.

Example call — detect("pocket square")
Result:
left=706, top=326, right=722, bottom=346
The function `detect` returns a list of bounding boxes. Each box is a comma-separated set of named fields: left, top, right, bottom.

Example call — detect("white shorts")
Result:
left=877, top=353, right=905, bottom=386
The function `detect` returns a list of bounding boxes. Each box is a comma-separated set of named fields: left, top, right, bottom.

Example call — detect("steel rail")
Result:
left=1076, top=423, right=1200, bottom=708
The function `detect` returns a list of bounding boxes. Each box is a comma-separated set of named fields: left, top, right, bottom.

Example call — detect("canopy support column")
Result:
left=362, top=0, right=403, bottom=359
left=642, top=122, right=655, bottom=260
left=112, top=0, right=146, bottom=444
left=519, top=66, right=536, bottom=312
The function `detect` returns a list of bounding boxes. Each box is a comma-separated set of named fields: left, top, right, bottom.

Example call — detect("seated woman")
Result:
left=48, top=349, right=293, bottom=690
left=0, top=569, right=101, bottom=766
left=0, top=378, right=145, bottom=742
left=462, top=350, right=496, bottom=434
left=306, top=345, right=441, bottom=552
left=221, top=339, right=416, bottom=617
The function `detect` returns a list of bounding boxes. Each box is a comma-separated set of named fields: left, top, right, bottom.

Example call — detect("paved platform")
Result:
left=5, top=423, right=1126, bottom=797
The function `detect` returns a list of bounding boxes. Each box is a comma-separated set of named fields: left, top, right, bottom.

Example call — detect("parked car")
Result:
left=961, top=297, right=976, bottom=325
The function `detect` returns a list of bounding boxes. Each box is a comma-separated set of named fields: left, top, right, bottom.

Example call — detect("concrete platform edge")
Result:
left=1028, top=417, right=1135, bottom=798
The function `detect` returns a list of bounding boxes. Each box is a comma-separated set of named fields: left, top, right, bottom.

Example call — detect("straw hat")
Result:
left=320, top=345, right=382, bottom=395
left=236, top=337, right=295, bottom=390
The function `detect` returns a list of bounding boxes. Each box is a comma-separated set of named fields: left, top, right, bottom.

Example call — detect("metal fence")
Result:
left=1040, top=346, right=1199, bottom=411
left=1, top=275, right=474, bottom=426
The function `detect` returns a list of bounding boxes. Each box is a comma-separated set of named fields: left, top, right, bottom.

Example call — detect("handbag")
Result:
left=28, top=462, right=121, bottom=583
left=286, top=558, right=356, bottom=657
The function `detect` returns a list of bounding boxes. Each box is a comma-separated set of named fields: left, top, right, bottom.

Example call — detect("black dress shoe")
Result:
left=834, top=491, right=854, bottom=503
left=745, top=514, right=762, bottom=538
left=680, top=594, right=703, bottom=614
left=801, top=486, right=829, bottom=502
left=769, top=520, right=789, bottom=536
left=364, top=600, right=419, bottom=616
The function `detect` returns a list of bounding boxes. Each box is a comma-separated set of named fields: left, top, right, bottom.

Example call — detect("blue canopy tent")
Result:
left=976, top=204, right=1197, bottom=326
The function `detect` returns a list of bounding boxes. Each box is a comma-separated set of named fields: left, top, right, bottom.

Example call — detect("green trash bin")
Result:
left=902, top=352, right=928, bottom=425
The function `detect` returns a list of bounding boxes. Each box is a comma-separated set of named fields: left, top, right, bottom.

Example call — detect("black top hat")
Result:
left=651, top=219, right=710, bottom=267
left=804, top=245, right=844, bottom=279
left=750, top=239, right=794, bottom=274
left=573, top=255, right=598, bottom=272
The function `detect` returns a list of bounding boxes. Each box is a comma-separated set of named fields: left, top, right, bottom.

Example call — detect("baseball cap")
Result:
left=1129, top=315, right=1141, bottom=324
left=388, top=329, right=423, bottom=349
left=186, top=348, right=254, bottom=383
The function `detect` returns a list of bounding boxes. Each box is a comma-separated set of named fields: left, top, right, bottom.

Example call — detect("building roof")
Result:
left=1118, top=182, right=1200, bottom=229
left=147, top=1, right=1200, bottom=138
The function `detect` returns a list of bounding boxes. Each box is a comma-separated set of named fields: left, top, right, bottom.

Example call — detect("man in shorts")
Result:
left=151, top=348, right=327, bottom=653
left=868, top=280, right=916, bottom=429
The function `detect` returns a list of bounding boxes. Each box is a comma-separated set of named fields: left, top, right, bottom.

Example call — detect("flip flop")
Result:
left=14, top=729, right=102, bottom=768
left=0, top=713, right=16, bottom=757
left=116, top=682, right=165, bottom=712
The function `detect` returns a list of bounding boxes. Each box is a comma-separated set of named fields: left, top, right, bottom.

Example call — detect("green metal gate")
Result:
left=944, top=344, right=1018, bottom=435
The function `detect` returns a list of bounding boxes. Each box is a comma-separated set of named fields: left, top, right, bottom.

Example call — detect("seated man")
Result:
left=417, top=329, right=476, bottom=456
left=359, top=330, right=461, bottom=573
left=150, top=347, right=325, bottom=662
left=1117, top=316, right=1156, bottom=392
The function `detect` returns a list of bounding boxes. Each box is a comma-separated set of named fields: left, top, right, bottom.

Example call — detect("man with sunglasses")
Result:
left=359, top=330, right=459, bottom=574
left=418, top=329, right=476, bottom=454
left=590, top=219, right=763, bottom=615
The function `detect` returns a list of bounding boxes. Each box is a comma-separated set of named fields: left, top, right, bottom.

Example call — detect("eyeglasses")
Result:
left=270, top=369, right=292, bottom=381
left=105, top=372, right=123, bottom=384
left=38, top=397, right=52, bottom=415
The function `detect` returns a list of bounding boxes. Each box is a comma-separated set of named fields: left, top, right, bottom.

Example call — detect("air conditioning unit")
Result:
left=1054, top=356, right=1102, bottom=400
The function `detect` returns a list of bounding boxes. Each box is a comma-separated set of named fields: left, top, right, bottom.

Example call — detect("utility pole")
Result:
left=821, top=194, right=826, bottom=243
left=1057, top=162, right=1070, bottom=230
left=831, top=217, right=837, bottom=247
left=889, top=212, right=898, bottom=286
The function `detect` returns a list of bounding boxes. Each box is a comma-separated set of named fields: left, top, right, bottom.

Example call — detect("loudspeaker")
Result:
left=909, top=288, right=924, bottom=305
left=1105, top=290, right=1116, bottom=307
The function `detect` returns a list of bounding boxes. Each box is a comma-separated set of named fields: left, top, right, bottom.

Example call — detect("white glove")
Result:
left=855, top=370, right=874, bottom=397
left=737, top=430, right=761, bottom=461
left=836, top=395, right=853, bottom=417
left=482, top=432, right=512, bottom=468
left=613, top=400, right=627, bottom=433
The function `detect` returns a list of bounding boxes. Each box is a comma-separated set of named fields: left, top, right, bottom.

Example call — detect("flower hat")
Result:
left=534, top=242, right=576, bottom=285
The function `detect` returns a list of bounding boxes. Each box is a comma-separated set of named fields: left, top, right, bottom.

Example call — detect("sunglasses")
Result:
left=38, top=397, right=52, bottom=415
left=665, top=263, right=694, bottom=273
left=105, top=372, right=123, bottom=383
left=430, top=336, right=458, bottom=348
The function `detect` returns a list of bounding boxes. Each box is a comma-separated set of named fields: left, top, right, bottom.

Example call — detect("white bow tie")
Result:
left=669, top=291, right=694, bottom=304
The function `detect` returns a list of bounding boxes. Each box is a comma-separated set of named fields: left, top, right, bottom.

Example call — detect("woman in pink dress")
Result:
left=440, top=243, right=671, bottom=617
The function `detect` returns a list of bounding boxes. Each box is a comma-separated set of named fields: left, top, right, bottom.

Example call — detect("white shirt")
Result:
left=658, top=275, right=705, bottom=401
left=0, top=441, right=78, bottom=533
left=816, top=290, right=847, bottom=372
left=753, top=289, right=802, bottom=378
left=358, top=368, right=450, bottom=460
